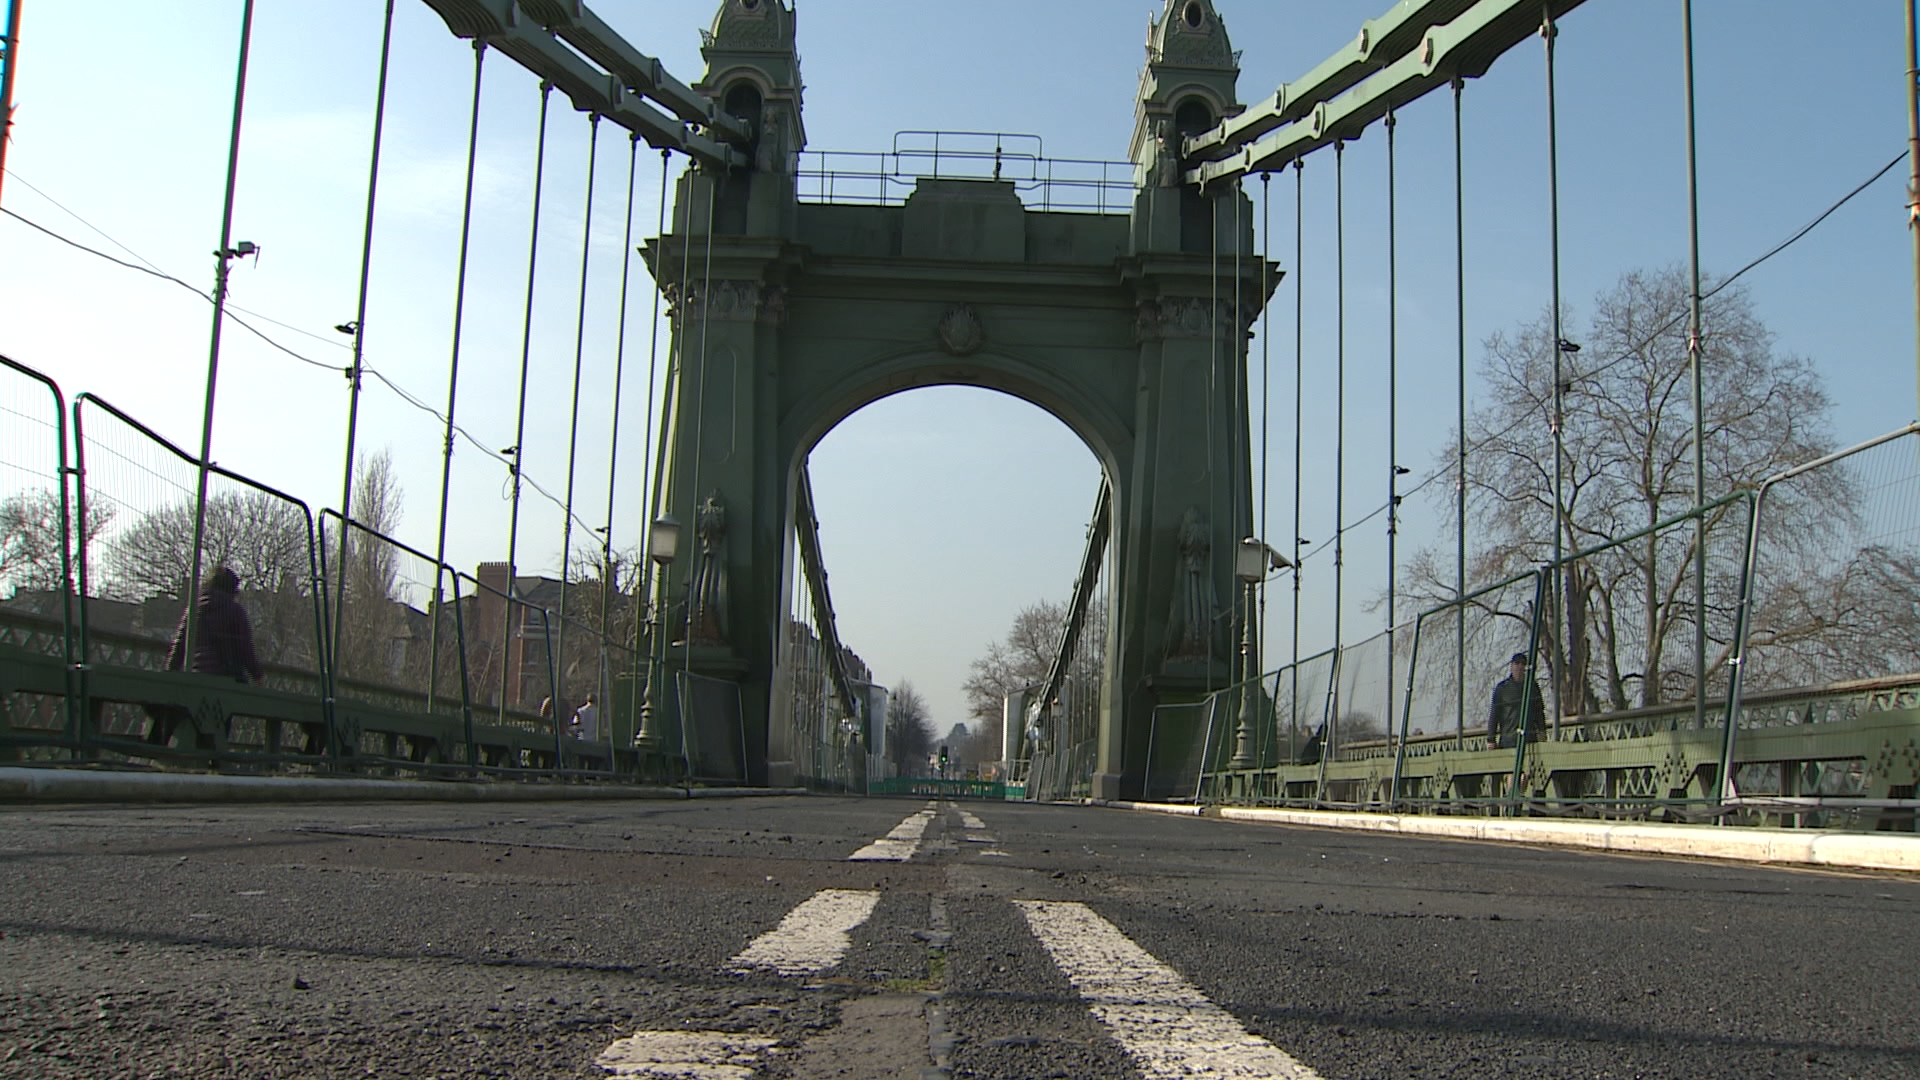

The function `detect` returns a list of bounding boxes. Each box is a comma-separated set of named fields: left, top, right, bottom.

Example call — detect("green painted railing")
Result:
left=870, top=776, right=1009, bottom=800
left=0, top=356, right=655, bottom=784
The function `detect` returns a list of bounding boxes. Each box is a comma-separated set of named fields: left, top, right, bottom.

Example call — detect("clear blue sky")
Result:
left=2, top=1, right=1915, bottom=730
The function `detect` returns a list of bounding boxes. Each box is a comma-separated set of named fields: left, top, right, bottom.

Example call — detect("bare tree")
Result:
left=962, top=597, right=1108, bottom=753
left=1405, top=267, right=1873, bottom=716
left=558, top=544, right=640, bottom=696
left=887, top=680, right=935, bottom=776
left=105, top=491, right=311, bottom=602
left=103, top=489, right=318, bottom=666
left=334, top=450, right=411, bottom=684
left=0, top=488, right=111, bottom=597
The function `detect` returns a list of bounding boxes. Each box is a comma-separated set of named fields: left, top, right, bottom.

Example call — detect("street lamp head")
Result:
left=334, top=321, right=359, bottom=337
left=1235, top=536, right=1266, bottom=584
left=649, top=514, right=682, bottom=566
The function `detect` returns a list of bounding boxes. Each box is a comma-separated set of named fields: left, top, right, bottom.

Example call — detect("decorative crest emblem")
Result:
left=936, top=304, right=985, bottom=357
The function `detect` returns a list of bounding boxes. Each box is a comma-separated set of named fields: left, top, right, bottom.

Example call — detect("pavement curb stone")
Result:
left=0, top=767, right=803, bottom=804
left=1093, top=800, right=1920, bottom=874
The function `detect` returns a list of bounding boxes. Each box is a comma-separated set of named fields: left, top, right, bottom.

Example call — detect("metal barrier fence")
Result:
left=1721, top=423, right=1920, bottom=824
left=0, top=355, right=79, bottom=751
left=321, top=513, right=480, bottom=773
left=1143, top=697, right=1219, bottom=804
left=1274, top=649, right=1337, bottom=774
left=0, top=356, right=667, bottom=783
left=1025, top=661, right=1105, bottom=802
left=870, top=776, right=1008, bottom=799
left=679, top=670, right=747, bottom=784
left=1399, top=571, right=1545, bottom=752
left=1187, top=425, right=1920, bottom=826
left=71, top=392, right=333, bottom=763
left=9, top=341, right=1913, bottom=812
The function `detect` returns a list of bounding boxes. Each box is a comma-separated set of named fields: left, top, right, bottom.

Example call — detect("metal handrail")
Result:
left=72, top=390, right=336, bottom=758
left=1721, top=421, right=1920, bottom=803
left=0, top=354, right=78, bottom=747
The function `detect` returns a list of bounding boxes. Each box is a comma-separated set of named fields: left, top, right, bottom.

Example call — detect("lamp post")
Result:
left=635, top=513, right=681, bottom=752
left=1230, top=537, right=1291, bottom=770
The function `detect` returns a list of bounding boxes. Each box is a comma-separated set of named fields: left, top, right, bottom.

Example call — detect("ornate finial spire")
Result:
left=697, top=0, right=806, bottom=170
left=1129, top=0, right=1243, bottom=171
left=705, top=0, right=796, bottom=52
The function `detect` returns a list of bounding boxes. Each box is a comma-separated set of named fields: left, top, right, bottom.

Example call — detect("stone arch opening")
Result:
left=798, top=384, right=1112, bottom=777
left=786, top=350, right=1131, bottom=489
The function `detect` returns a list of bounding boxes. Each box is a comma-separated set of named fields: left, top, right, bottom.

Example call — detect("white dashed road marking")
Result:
left=848, top=803, right=938, bottom=861
left=958, top=810, right=986, bottom=830
left=1016, top=900, right=1326, bottom=1080
left=594, top=1031, right=778, bottom=1078
left=728, top=888, right=882, bottom=977
left=597, top=886, right=883, bottom=1072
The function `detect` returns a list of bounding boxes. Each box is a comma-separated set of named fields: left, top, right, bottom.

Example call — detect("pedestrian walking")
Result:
left=1487, top=652, right=1546, bottom=749
left=149, top=567, right=264, bottom=746
left=571, top=695, right=599, bottom=741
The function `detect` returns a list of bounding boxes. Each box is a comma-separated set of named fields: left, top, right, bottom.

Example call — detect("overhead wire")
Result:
left=1, top=207, right=342, bottom=374
left=0, top=201, right=596, bottom=530
left=4, top=176, right=348, bottom=351
left=3, top=170, right=171, bottom=276
left=15, top=153, right=1897, bottom=558
left=1429, top=148, right=1909, bottom=511
left=1275, top=146, right=1909, bottom=578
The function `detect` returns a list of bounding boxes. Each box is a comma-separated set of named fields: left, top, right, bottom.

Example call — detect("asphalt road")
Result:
left=0, top=795, right=1915, bottom=1079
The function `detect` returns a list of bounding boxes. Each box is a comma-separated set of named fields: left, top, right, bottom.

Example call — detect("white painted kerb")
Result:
left=1208, top=806, right=1920, bottom=873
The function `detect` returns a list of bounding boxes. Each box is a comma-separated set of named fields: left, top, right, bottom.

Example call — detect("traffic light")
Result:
left=938, top=745, right=949, bottom=766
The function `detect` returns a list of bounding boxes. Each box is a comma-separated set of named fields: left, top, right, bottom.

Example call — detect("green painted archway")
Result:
left=639, top=0, right=1277, bottom=799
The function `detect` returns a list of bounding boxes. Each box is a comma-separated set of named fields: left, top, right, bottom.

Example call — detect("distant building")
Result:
left=470, top=562, right=564, bottom=710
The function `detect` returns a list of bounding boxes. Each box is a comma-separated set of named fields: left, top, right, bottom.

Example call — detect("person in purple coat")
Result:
left=147, top=567, right=264, bottom=745
left=165, top=566, right=264, bottom=682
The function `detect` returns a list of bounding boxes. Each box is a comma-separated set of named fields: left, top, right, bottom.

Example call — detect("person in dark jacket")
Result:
left=1487, top=652, right=1546, bottom=749
left=148, top=567, right=264, bottom=745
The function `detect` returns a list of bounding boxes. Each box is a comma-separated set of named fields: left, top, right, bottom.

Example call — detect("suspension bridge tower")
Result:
left=644, top=0, right=1275, bottom=798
